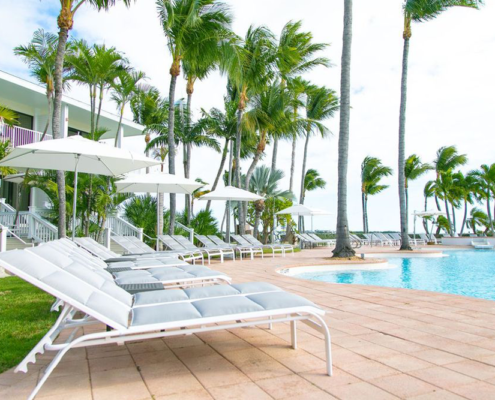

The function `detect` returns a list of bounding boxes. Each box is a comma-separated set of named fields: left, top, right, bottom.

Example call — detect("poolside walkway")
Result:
left=3, top=247, right=495, bottom=399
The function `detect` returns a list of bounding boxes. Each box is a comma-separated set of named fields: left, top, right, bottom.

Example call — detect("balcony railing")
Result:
left=0, top=125, right=52, bottom=147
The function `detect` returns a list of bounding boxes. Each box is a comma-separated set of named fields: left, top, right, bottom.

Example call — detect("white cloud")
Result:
left=1, top=0, right=494, bottom=232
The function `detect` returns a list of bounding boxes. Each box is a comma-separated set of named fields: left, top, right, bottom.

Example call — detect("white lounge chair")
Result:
left=243, top=234, right=293, bottom=257
left=40, top=239, right=231, bottom=289
left=0, top=249, right=332, bottom=400
left=231, top=234, right=265, bottom=260
left=307, top=233, right=335, bottom=246
left=207, top=235, right=256, bottom=260
left=172, top=234, right=235, bottom=263
left=113, top=235, right=204, bottom=264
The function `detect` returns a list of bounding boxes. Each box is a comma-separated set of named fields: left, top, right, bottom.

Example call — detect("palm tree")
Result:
left=433, top=145, right=468, bottom=209
left=397, top=1, right=481, bottom=250
left=470, top=163, right=495, bottom=234
left=467, top=207, right=489, bottom=235
left=452, top=171, right=476, bottom=235
left=51, top=0, right=134, bottom=238
left=222, top=25, right=276, bottom=233
left=249, top=166, right=293, bottom=239
left=361, top=156, right=392, bottom=233
left=404, top=154, right=432, bottom=213
left=157, top=0, right=232, bottom=235
left=0, top=106, right=18, bottom=127
left=301, top=169, right=327, bottom=205
left=14, top=29, right=59, bottom=139
left=111, top=69, right=145, bottom=146
left=333, top=0, right=355, bottom=258
left=299, top=86, right=338, bottom=206
left=273, top=21, right=330, bottom=176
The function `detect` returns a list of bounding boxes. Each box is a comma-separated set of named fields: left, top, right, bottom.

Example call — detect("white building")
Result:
left=0, top=70, right=145, bottom=211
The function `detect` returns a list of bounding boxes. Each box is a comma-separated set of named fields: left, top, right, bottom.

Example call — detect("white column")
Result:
left=61, top=104, right=69, bottom=138
left=116, top=126, right=124, bottom=148
left=103, top=228, right=111, bottom=249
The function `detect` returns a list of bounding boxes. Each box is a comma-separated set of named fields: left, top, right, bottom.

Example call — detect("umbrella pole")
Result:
left=156, top=186, right=159, bottom=250
left=226, top=200, right=231, bottom=243
left=72, top=155, right=80, bottom=240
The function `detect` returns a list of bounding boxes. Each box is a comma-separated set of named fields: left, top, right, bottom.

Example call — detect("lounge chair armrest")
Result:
left=118, top=282, right=164, bottom=294
left=105, top=257, right=138, bottom=263
left=106, top=266, right=133, bottom=273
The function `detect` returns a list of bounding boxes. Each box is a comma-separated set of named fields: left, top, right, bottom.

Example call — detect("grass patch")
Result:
left=0, top=276, right=58, bottom=373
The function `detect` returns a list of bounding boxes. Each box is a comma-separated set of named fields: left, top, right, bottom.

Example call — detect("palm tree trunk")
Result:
left=185, top=92, right=193, bottom=225
left=95, top=85, right=104, bottom=132
left=114, top=108, right=124, bottom=147
left=158, top=192, right=164, bottom=248
left=299, top=130, right=310, bottom=204
left=236, top=107, right=245, bottom=234
left=168, top=71, right=178, bottom=235
left=460, top=200, right=468, bottom=235
left=444, top=198, right=452, bottom=235
left=333, top=0, right=355, bottom=258
left=398, top=28, right=411, bottom=250
left=53, top=25, right=70, bottom=238
left=289, top=135, right=297, bottom=193
left=271, top=138, right=278, bottom=171
left=361, top=192, right=366, bottom=232
left=486, top=197, right=493, bottom=234
left=451, top=202, right=456, bottom=234
left=207, top=139, right=229, bottom=212
left=253, top=209, right=261, bottom=238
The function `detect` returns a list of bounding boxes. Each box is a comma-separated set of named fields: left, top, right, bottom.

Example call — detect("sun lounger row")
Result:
left=0, top=241, right=332, bottom=400
left=296, top=233, right=335, bottom=248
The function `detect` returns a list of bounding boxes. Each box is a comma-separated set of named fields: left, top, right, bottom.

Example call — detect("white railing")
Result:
left=0, top=199, right=16, bottom=213
left=105, top=215, right=144, bottom=240
left=176, top=221, right=194, bottom=242
left=0, top=211, right=57, bottom=243
left=0, top=125, right=52, bottom=147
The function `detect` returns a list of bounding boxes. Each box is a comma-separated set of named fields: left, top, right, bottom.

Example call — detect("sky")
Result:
left=1, top=0, right=495, bottom=232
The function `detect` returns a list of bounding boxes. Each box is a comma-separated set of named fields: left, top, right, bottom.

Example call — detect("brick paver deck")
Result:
left=2, top=247, right=495, bottom=399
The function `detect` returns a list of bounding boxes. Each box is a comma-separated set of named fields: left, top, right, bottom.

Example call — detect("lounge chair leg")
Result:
left=290, top=320, right=297, bottom=350
left=268, top=316, right=273, bottom=330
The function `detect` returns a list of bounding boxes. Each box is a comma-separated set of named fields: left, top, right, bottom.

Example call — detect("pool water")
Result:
left=295, top=250, right=495, bottom=301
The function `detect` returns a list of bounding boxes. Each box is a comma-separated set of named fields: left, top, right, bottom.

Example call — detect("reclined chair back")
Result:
left=0, top=249, right=132, bottom=330
left=196, top=235, right=218, bottom=247
left=172, top=235, right=198, bottom=250
left=208, top=235, right=229, bottom=246
left=159, top=235, right=187, bottom=251
left=243, top=234, right=263, bottom=246
left=112, top=235, right=155, bottom=254
left=231, top=234, right=251, bottom=246
left=74, top=237, right=119, bottom=260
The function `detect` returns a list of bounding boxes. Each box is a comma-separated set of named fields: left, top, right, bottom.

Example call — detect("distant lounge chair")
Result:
left=471, top=239, right=494, bottom=250
left=156, top=235, right=205, bottom=264
left=172, top=234, right=235, bottom=263
left=0, top=247, right=332, bottom=400
left=231, top=234, right=265, bottom=259
left=207, top=235, right=256, bottom=260
left=307, top=233, right=335, bottom=246
left=243, top=234, right=293, bottom=257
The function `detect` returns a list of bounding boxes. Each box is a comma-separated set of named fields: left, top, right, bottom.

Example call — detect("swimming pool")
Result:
left=294, top=250, right=495, bottom=301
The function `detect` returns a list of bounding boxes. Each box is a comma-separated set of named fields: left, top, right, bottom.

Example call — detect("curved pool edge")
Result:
left=277, top=260, right=394, bottom=277
left=363, top=251, right=446, bottom=259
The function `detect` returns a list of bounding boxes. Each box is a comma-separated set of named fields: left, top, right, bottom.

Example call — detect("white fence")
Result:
left=0, top=125, right=52, bottom=147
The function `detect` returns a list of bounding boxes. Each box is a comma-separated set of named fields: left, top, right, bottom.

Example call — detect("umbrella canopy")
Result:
left=0, top=136, right=159, bottom=175
left=0, top=136, right=160, bottom=239
left=116, top=173, right=202, bottom=195
left=276, top=204, right=318, bottom=216
left=413, top=210, right=447, bottom=218
left=3, top=173, right=26, bottom=184
left=199, top=186, right=263, bottom=201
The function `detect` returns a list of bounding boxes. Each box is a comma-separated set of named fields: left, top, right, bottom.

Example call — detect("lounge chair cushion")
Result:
left=131, top=303, right=202, bottom=325
left=193, top=296, right=265, bottom=317
left=231, top=282, right=280, bottom=294
left=249, top=292, right=315, bottom=310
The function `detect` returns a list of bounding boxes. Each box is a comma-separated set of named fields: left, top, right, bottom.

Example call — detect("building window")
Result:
left=68, top=127, right=89, bottom=137
left=15, top=112, right=33, bottom=130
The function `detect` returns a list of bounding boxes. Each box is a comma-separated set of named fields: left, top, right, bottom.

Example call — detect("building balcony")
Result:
left=0, top=124, right=52, bottom=148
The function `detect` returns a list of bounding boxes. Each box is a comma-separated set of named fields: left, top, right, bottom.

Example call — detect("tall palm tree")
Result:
left=397, top=0, right=481, bottom=250
left=404, top=154, right=432, bottom=213
left=452, top=171, right=476, bottom=235
left=433, top=145, right=468, bottom=209
left=333, top=0, right=355, bottom=258
left=273, top=21, right=330, bottom=176
left=51, top=0, right=134, bottom=238
left=470, top=163, right=495, bottom=234
left=467, top=207, right=489, bottom=235
left=299, top=86, right=338, bottom=205
left=249, top=166, right=293, bottom=239
left=14, top=29, right=59, bottom=139
left=361, top=156, right=393, bottom=233
left=157, top=0, right=232, bottom=234
left=111, top=69, right=145, bottom=146
left=299, top=168, right=326, bottom=231
left=222, top=25, right=276, bottom=233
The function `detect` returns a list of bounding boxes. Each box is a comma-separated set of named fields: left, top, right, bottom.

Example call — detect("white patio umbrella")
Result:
left=412, top=210, right=447, bottom=238
left=0, top=136, right=160, bottom=238
left=276, top=204, right=332, bottom=231
left=199, top=186, right=263, bottom=242
left=115, top=172, right=203, bottom=238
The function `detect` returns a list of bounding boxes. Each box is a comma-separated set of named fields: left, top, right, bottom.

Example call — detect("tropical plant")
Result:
left=0, top=106, right=18, bottom=127
left=299, top=86, right=338, bottom=204
left=111, top=69, right=145, bottom=146
left=333, top=0, right=355, bottom=258
left=248, top=166, right=293, bottom=239
left=361, top=156, right=393, bottom=233
left=397, top=1, right=481, bottom=250
left=467, top=207, right=489, bottom=235
left=14, top=29, right=59, bottom=138
left=470, top=163, right=495, bottom=234
left=404, top=154, right=432, bottom=212
left=273, top=20, right=330, bottom=182
left=301, top=169, right=326, bottom=205
left=222, top=25, right=277, bottom=232
left=189, top=178, right=210, bottom=219
left=451, top=171, right=477, bottom=235
left=51, top=0, right=135, bottom=238
left=157, top=0, right=232, bottom=234
left=0, top=142, right=16, bottom=178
